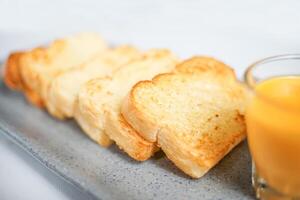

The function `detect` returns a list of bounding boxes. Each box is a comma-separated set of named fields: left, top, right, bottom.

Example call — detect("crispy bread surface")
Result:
left=74, top=49, right=178, bottom=156
left=47, top=45, right=141, bottom=119
left=6, top=33, right=107, bottom=107
left=122, top=57, right=247, bottom=177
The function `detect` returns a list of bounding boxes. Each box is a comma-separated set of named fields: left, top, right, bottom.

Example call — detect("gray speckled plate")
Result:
left=0, top=79, right=254, bottom=200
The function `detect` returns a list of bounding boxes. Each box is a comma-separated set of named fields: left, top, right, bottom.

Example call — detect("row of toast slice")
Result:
left=3, top=33, right=247, bottom=178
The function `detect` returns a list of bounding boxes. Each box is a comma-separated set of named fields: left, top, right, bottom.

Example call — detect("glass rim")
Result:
left=244, top=54, right=300, bottom=112
left=244, top=53, right=300, bottom=89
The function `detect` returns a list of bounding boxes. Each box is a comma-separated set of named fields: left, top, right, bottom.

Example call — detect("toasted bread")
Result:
left=4, top=52, right=24, bottom=90
left=74, top=49, right=179, bottom=156
left=46, top=45, right=141, bottom=119
left=4, top=52, right=45, bottom=107
left=10, top=33, right=107, bottom=107
left=122, top=57, right=247, bottom=177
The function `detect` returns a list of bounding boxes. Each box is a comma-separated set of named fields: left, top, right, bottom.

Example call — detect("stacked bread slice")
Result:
left=47, top=45, right=142, bottom=119
left=3, top=33, right=247, bottom=178
left=74, top=49, right=179, bottom=153
left=4, top=33, right=107, bottom=107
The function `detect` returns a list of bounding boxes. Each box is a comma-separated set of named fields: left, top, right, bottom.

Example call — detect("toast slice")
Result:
left=46, top=45, right=141, bottom=119
left=122, top=57, right=247, bottom=177
left=8, top=33, right=107, bottom=107
left=4, top=52, right=45, bottom=107
left=4, top=52, right=25, bottom=91
left=74, top=49, right=179, bottom=155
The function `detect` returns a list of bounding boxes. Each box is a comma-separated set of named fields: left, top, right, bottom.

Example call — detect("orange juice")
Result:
left=246, top=76, right=300, bottom=196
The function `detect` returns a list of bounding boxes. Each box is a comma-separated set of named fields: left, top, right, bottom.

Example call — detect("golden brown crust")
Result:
left=122, top=80, right=160, bottom=143
left=4, top=51, right=45, bottom=108
left=175, top=56, right=234, bottom=76
left=23, top=88, right=45, bottom=108
left=158, top=126, right=246, bottom=178
left=105, top=112, right=158, bottom=161
left=4, top=52, right=24, bottom=90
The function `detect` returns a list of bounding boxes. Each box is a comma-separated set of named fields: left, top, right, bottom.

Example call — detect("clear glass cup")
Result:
left=244, top=54, right=300, bottom=200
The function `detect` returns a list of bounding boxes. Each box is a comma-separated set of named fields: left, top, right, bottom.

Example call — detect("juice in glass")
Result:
left=245, top=55, right=300, bottom=199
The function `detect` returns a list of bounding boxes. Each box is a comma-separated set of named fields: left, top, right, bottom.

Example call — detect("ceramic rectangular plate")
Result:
left=0, top=79, right=254, bottom=200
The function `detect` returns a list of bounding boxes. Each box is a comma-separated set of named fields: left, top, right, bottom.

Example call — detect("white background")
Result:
left=0, top=0, right=300, bottom=199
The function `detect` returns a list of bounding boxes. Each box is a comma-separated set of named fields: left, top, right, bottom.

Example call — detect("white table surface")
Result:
left=0, top=0, right=299, bottom=199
